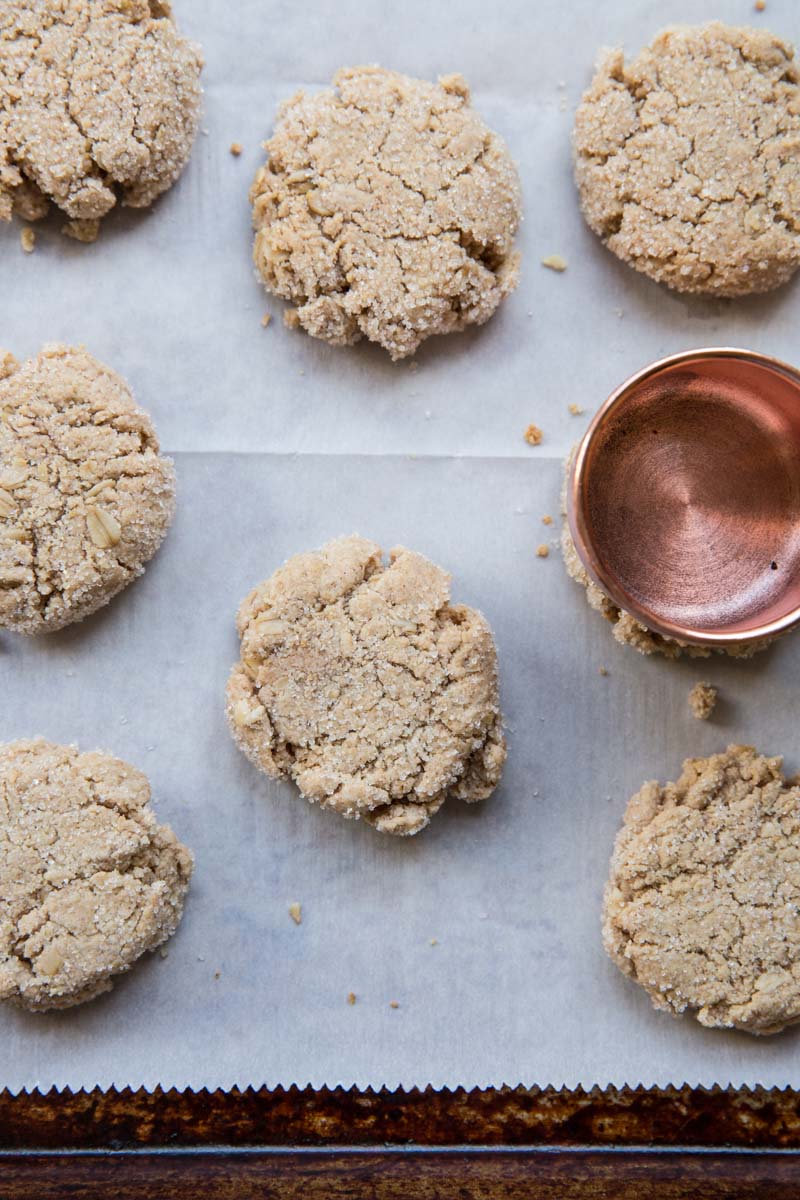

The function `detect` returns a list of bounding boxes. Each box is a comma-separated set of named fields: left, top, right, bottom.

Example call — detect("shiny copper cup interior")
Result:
left=568, top=349, right=800, bottom=646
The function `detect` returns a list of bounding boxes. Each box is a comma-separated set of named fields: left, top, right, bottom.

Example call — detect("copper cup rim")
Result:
left=567, top=346, right=800, bottom=648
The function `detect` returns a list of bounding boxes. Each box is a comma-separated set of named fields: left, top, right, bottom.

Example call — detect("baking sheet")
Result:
left=1, top=0, right=800, bottom=1094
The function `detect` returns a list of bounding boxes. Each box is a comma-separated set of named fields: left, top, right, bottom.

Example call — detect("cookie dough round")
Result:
left=604, top=746, right=800, bottom=1035
left=0, top=0, right=203, bottom=240
left=0, top=344, right=176, bottom=635
left=227, top=535, right=506, bottom=836
left=251, top=66, right=522, bottom=359
left=574, top=23, right=800, bottom=296
left=0, top=738, right=192, bottom=1011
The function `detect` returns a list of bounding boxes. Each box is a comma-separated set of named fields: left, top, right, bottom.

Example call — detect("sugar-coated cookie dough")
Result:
left=574, top=23, right=800, bottom=296
left=0, top=345, right=175, bottom=634
left=0, top=0, right=203, bottom=240
left=227, top=535, right=506, bottom=836
left=604, top=746, right=800, bottom=1035
left=251, top=66, right=521, bottom=359
left=0, top=739, right=192, bottom=1011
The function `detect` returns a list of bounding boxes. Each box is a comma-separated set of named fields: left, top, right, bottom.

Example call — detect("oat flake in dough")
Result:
left=251, top=66, right=522, bottom=359
left=0, top=738, right=192, bottom=1012
left=227, top=535, right=506, bottom=836
left=574, top=23, right=800, bottom=296
left=0, top=0, right=203, bottom=240
left=0, top=344, right=175, bottom=634
left=604, top=746, right=800, bottom=1035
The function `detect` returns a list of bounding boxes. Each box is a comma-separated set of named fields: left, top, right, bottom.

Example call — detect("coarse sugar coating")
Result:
left=574, top=22, right=800, bottom=296
left=604, top=746, right=800, bottom=1035
left=251, top=66, right=522, bottom=359
left=227, top=535, right=506, bottom=836
left=0, top=738, right=192, bottom=1011
left=0, top=0, right=203, bottom=240
left=0, top=344, right=176, bottom=635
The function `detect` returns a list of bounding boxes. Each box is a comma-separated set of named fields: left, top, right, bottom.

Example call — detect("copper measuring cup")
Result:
left=567, top=348, right=800, bottom=648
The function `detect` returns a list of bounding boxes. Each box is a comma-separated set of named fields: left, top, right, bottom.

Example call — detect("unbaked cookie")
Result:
left=251, top=66, right=521, bottom=359
left=0, top=344, right=176, bottom=634
left=0, top=738, right=192, bottom=1011
left=227, top=535, right=506, bottom=835
left=574, top=23, right=800, bottom=296
left=604, top=746, right=800, bottom=1035
left=0, top=1, right=203, bottom=241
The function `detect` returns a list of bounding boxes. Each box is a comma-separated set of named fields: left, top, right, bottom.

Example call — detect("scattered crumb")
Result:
left=689, top=681, right=718, bottom=721
left=429, top=938, right=438, bottom=946
left=288, top=902, right=302, bottom=925
left=599, top=666, right=609, bottom=677
left=230, top=142, right=243, bottom=156
left=20, top=227, right=35, bottom=253
left=542, top=515, right=553, bottom=526
left=568, top=403, right=585, bottom=416
left=214, top=970, right=221, bottom=980
left=283, top=308, right=300, bottom=329
left=347, top=992, right=357, bottom=1005
left=536, top=544, right=550, bottom=558
left=261, top=312, right=272, bottom=328
left=754, top=0, right=766, bottom=10
left=62, top=219, right=100, bottom=243
left=524, top=423, right=543, bottom=446
left=615, top=309, right=624, bottom=318
left=542, top=254, right=567, bottom=272
left=299, top=369, right=306, bottom=376
left=159, top=948, right=169, bottom=959
left=389, top=1000, right=399, bottom=1009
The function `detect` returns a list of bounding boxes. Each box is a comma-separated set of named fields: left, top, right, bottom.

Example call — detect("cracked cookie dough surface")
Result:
left=0, top=344, right=175, bottom=635
left=0, top=0, right=203, bottom=240
left=251, top=66, right=522, bottom=360
left=0, top=738, right=192, bottom=1011
left=574, top=23, right=800, bottom=296
left=227, top=535, right=506, bottom=836
left=604, top=746, right=800, bottom=1035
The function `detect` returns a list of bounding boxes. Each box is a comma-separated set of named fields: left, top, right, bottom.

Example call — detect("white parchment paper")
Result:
left=2, top=0, right=800, bottom=1093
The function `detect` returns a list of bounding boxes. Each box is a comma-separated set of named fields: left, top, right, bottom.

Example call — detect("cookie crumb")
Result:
left=536, top=544, right=550, bottom=559
left=754, top=0, right=766, bottom=10
left=62, top=219, right=101, bottom=243
left=689, top=681, right=717, bottom=720
left=159, top=948, right=169, bottom=959
left=230, top=142, right=243, bottom=156
left=542, top=254, right=567, bottom=272
left=568, top=403, right=585, bottom=416
left=283, top=308, right=300, bottom=330
left=524, top=423, right=543, bottom=446
left=347, top=991, right=357, bottom=1005
left=429, top=938, right=438, bottom=946
left=542, top=515, right=553, bottom=526
left=288, top=901, right=302, bottom=925
left=599, top=666, right=609, bottom=676
left=261, top=313, right=272, bottom=328
left=214, top=970, right=221, bottom=980
left=389, top=1000, right=399, bottom=1009
left=20, top=227, right=35, bottom=253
